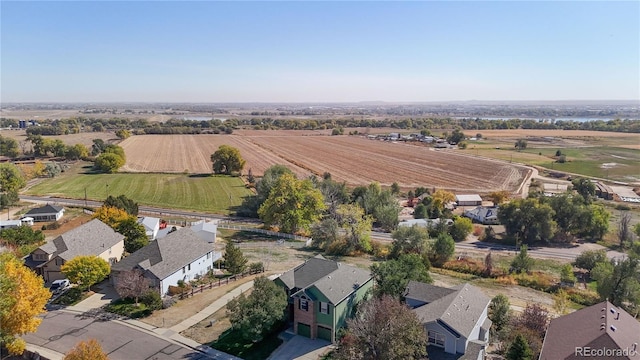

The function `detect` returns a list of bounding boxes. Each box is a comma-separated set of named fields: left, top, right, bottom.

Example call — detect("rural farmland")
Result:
left=119, top=134, right=529, bottom=193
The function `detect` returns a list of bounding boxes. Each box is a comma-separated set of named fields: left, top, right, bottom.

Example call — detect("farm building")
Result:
left=455, top=194, right=483, bottom=207
left=595, top=182, right=614, bottom=200
left=398, top=218, right=453, bottom=228
left=464, top=206, right=500, bottom=225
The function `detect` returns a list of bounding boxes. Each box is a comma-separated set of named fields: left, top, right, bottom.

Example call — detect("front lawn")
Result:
left=53, top=288, right=91, bottom=306
left=105, top=298, right=153, bottom=318
left=210, top=325, right=284, bottom=360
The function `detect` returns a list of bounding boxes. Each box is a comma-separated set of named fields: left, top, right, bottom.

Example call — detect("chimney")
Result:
left=615, top=312, right=620, bottom=320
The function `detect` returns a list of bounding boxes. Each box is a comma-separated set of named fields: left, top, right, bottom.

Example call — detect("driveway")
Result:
left=268, top=336, right=332, bottom=360
left=69, top=281, right=120, bottom=312
left=24, top=310, right=209, bottom=360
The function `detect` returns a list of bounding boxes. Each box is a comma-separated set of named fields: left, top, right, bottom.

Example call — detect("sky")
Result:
left=1, top=1, right=639, bottom=103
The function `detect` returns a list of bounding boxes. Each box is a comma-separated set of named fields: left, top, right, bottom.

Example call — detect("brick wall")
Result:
left=293, top=297, right=317, bottom=339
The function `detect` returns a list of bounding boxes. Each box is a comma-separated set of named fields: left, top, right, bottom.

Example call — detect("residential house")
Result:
left=539, top=301, right=640, bottom=360
left=138, top=216, right=160, bottom=240
left=111, top=228, right=221, bottom=296
left=405, top=281, right=491, bottom=360
left=190, top=220, right=218, bottom=243
left=23, top=204, right=65, bottom=222
left=24, top=219, right=125, bottom=282
left=274, top=255, right=373, bottom=343
left=463, top=206, right=500, bottom=225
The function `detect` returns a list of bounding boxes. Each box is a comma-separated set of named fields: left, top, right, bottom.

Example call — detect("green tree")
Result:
left=514, top=139, right=528, bottom=151
left=116, top=217, right=149, bottom=253
left=390, top=225, right=430, bottom=258
left=498, top=198, right=556, bottom=244
left=211, top=145, right=246, bottom=175
left=634, top=223, right=640, bottom=238
left=95, top=152, right=125, bottom=173
left=576, top=203, right=610, bottom=241
left=226, top=276, right=287, bottom=342
left=104, top=194, right=139, bottom=216
left=573, top=249, right=607, bottom=273
left=560, top=264, right=576, bottom=285
left=413, top=203, right=428, bottom=219
left=488, top=294, right=511, bottom=336
left=0, top=136, right=19, bottom=158
left=0, top=253, right=51, bottom=355
left=223, top=241, right=248, bottom=274
left=429, top=233, right=455, bottom=266
left=310, top=218, right=340, bottom=249
left=65, top=143, right=89, bottom=160
left=371, top=253, right=432, bottom=298
left=354, top=182, right=400, bottom=231
left=446, top=128, right=465, bottom=144
left=115, top=129, right=131, bottom=140
left=0, top=163, right=26, bottom=194
left=506, top=334, right=534, bottom=360
left=61, top=255, right=111, bottom=291
left=336, top=204, right=373, bottom=253
left=333, top=295, right=427, bottom=360
left=390, top=182, right=401, bottom=195
left=572, top=177, right=596, bottom=203
left=91, top=138, right=107, bottom=156
left=0, top=226, right=45, bottom=247
left=51, top=139, right=67, bottom=157
left=258, top=173, right=326, bottom=233
left=591, top=256, right=640, bottom=307
left=449, top=216, right=473, bottom=242
left=511, top=245, right=535, bottom=273
left=104, top=144, right=126, bottom=160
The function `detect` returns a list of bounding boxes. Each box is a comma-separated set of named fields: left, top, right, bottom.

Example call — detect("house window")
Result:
left=182, top=267, right=186, bottom=274
left=428, top=330, right=445, bottom=347
left=207, top=252, right=211, bottom=259
left=55, top=258, right=64, bottom=266
left=299, top=298, right=309, bottom=311
left=319, top=302, right=330, bottom=315
left=188, top=264, right=191, bottom=271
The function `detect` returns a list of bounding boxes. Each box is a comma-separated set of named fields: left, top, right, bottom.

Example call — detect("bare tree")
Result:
left=333, top=295, right=427, bottom=360
left=618, top=211, right=632, bottom=248
left=114, top=269, right=150, bottom=304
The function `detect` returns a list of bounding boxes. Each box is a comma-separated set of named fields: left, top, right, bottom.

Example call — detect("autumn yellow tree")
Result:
left=431, top=189, right=455, bottom=213
left=64, top=339, right=109, bottom=360
left=488, top=190, right=510, bottom=206
left=61, top=256, right=110, bottom=291
left=93, top=206, right=132, bottom=228
left=0, top=253, right=51, bottom=355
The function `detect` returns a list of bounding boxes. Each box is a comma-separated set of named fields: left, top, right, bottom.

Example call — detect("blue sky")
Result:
left=1, top=1, right=639, bottom=102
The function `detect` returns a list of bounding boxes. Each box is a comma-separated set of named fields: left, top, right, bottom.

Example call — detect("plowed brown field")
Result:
left=120, top=134, right=528, bottom=193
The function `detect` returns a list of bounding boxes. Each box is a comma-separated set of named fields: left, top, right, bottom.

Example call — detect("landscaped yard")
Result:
left=25, top=162, right=253, bottom=214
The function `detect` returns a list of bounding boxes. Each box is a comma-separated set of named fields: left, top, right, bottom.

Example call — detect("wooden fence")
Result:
left=176, top=268, right=264, bottom=300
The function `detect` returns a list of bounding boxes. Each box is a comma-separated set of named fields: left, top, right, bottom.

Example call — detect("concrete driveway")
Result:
left=24, top=310, right=209, bottom=360
left=268, top=336, right=332, bottom=360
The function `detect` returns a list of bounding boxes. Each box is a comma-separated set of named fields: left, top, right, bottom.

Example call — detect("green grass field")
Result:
left=26, top=163, right=252, bottom=215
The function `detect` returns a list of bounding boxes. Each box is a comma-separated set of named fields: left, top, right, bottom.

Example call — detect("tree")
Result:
left=354, top=182, right=400, bottom=231
left=115, top=129, right=131, bottom=140
left=104, top=194, right=139, bottom=216
left=575, top=203, right=610, bottom=241
left=553, top=289, right=570, bottom=315
left=45, top=162, right=62, bottom=178
left=591, top=256, right=640, bottom=307
left=95, top=152, right=125, bottom=173
left=635, top=223, right=640, bottom=239
left=0, top=225, right=45, bottom=247
left=572, top=177, right=596, bottom=203
left=336, top=204, right=373, bottom=253
left=413, top=203, right=428, bottom=219
left=0, top=163, right=26, bottom=194
left=114, top=269, right=150, bottom=305
left=91, top=138, right=107, bottom=156
left=488, top=190, right=509, bottom=206
left=489, top=294, right=511, bottom=336
left=617, top=211, right=633, bottom=248
left=429, top=233, right=455, bottom=266
left=390, top=225, right=429, bottom=258
left=226, top=276, right=287, bottom=342
left=258, top=173, right=326, bottom=233
left=0, top=253, right=51, bottom=355
left=573, top=249, right=607, bottom=273
left=511, top=245, right=534, bottom=273
left=498, top=198, right=556, bottom=244
left=0, top=136, right=19, bottom=158
left=63, top=339, right=108, bottom=360
left=390, top=182, right=401, bottom=195
left=93, top=206, right=131, bottom=228
left=310, top=218, right=340, bottom=249
left=65, top=143, right=89, bottom=160
left=449, top=216, right=473, bottom=242
left=51, top=139, right=67, bottom=157
left=560, top=264, right=576, bottom=285
left=211, top=145, right=246, bottom=175
left=61, top=255, right=111, bottom=291
left=506, top=334, right=534, bottom=360
left=514, top=139, right=528, bottom=151
left=333, top=295, right=427, bottom=360
left=224, top=241, right=248, bottom=274
left=318, top=176, right=350, bottom=217
left=446, top=128, right=465, bottom=144
left=371, top=253, right=432, bottom=298
left=116, top=217, right=148, bottom=253
left=513, top=303, right=549, bottom=339
left=431, top=189, right=455, bottom=214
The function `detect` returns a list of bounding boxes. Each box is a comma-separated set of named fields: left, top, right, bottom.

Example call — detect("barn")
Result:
left=455, top=194, right=482, bottom=207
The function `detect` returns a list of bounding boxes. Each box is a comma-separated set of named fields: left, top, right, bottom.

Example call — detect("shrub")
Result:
left=371, top=240, right=390, bottom=259
left=140, top=290, right=162, bottom=311
left=41, top=221, right=61, bottom=230
left=162, top=297, right=176, bottom=309
left=496, top=275, right=518, bottom=286
left=167, top=284, right=191, bottom=296
left=442, top=258, right=486, bottom=277
left=565, top=288, right=600, bottom=306
left=249, top=262, right=264, bottom=273
left=473, top=225, right=483, bottom=237
left=513, top=272, right=556, bottom=292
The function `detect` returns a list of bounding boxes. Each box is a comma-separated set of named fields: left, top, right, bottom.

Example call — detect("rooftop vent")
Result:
left=615, top=312, right=620, bottom=320
left=610, top=325, right=617, bottom=332
left=610, top=308, right=616, bottom=314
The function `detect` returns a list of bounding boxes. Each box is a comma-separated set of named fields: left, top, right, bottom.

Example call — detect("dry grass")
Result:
left=0, top=130, right=115, bottom=147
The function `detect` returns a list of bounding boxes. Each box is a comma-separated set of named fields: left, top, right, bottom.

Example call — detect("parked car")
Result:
left=50, top=279, right=70, bottom=294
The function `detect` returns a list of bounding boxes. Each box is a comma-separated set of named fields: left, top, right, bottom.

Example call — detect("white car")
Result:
left=50, top=279, right=70, bottom=294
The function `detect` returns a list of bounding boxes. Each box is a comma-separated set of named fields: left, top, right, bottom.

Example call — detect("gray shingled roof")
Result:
left=277, top=254, right=338, bottom=290
left=540, top=301, right=640, bottom=360
left=405, top=280, right=457, bottom=304
left=38, top=219, right=124, bottom=261
left=112, top=228, right=214, bottom=280
left=413, top=283, right=491, bottom=339
left=303, top=263, right=372, bottom=304
left=25, top=204, right=64, bottom=215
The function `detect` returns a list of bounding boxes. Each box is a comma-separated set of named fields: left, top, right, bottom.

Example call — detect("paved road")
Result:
left=24, top=310, right=210, bottom=360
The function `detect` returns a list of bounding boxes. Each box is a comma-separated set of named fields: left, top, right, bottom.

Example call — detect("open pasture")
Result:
left=121, top=134, right=528, bottom=193
left=0, top=129, right=115, bottom=148
left=26, top=163, right=252, bottom=214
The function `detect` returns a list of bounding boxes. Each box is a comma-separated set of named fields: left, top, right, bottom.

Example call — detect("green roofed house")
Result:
left=273, top=255, right=373, bottom=343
